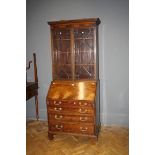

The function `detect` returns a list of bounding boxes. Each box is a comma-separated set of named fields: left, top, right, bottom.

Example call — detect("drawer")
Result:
left=47, top=100, right=93, bottom=108
left=49, top=123, right=94, bottom=135
left=48, top=106, right=94, bottom=115
left=49, top=114, right=94, bottom=123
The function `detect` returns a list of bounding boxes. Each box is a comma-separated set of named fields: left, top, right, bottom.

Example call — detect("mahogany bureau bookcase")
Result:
left=46, top=18, right=101, bottom=140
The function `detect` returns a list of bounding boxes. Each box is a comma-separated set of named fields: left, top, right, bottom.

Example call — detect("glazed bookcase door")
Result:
left=52, top=29, right=72, bottom=79
left=51, top=26, right=96, bottom=80
left=74, top=28, right=95, bottom=79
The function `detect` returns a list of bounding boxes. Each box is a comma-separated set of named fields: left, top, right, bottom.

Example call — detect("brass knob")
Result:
left=54, top=107, right=62, bottom=111
left=55, top=125, right=63, bottom=129
left=79, top=108, right=87, bottom=113
left=54, top=101, right=62, bottom=105
left=80, top=117, right=88, bottom=121
left=55, top=115, right=63, bottom=120
left=79, top=102, right=87, bottom=106
left=80, top=127, right=88, bottom=132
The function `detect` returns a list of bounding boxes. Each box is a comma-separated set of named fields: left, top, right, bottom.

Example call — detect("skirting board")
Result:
left=101, top=113, right=129, bottom=127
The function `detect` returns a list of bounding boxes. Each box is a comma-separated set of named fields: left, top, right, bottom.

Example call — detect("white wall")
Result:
left=26, top=0, right=129, bottom=126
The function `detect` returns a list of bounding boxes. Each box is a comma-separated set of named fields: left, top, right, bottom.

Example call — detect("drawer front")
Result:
left=49, top=114, right=94, bottom=123
left=49, top=123, right=94, bottom=135
left=47, top=100, right=93, bottom=108
left=48, top=106, right=94, bottom=115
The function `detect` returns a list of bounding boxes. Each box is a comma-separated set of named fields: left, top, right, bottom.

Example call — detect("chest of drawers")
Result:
left=46, top=80, right=100, bottom=139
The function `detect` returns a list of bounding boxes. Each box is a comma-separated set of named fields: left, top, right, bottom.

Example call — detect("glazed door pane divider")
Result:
left=70, top=28, right=75, bottom=79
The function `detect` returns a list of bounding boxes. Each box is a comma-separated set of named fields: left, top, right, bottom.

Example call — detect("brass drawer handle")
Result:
left=54, top=107, right=62, bottom=111
left=80, top=127, right=88, bottom=132
left=55, top=115, right=63, bottom=120
left=54, top=101, right=62, bottom=105
left=80, top=117, right=88, bottom=121
left=79, top=102, right=87, bottom=106
left=55, top=125, right=63, bottom=129
left=79, top=108, right=87, bottom=113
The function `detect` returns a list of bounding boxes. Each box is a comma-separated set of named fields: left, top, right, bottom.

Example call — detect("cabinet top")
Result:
left=48, top=18, right=101, bottom=28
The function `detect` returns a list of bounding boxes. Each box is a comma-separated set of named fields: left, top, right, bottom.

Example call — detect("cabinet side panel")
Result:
left=95, top=80, right=100, bottom=135
left=50, top=28, right=54, bottom=80
left=93, top=27, right=96, bottom=80
left=96, top=26, right=99, bottom=80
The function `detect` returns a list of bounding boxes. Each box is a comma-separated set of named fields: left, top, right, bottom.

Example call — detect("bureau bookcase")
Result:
left=47, top=18, right=101, bottom=140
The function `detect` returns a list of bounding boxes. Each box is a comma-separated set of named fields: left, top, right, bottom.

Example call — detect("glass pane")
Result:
left=53, top=29, right=70, bottom=40
left=53, top=42, right=71, bottom=64
left=75, top=65, right=95, bottom=79
left=53, top=65, right=72, bottom=79
left=74, top=28, right=94, bottom=39
left=52, top=29, right=72, bottom=79
left=74, top=28, right=95, bottom=79
left=53, top=29, right=71, bottom=64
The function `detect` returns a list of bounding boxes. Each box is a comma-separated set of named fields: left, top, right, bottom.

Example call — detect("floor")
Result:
left=26, top=120, right=129, bottom=155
